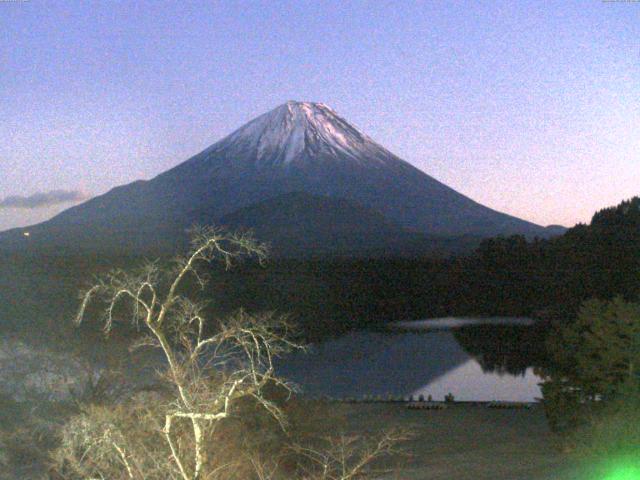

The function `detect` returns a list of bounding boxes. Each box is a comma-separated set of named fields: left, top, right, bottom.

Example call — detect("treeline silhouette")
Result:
left=452, top=196, right=640, bottom=319
left=203, top=197, right=640, bottom=340
left=2, top=198, right=638, bottom=346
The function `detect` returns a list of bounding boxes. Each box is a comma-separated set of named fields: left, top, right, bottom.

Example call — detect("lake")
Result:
left=277, top=318, right=544, bottom=402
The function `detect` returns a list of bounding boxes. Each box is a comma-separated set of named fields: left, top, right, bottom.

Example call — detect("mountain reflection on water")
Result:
left=277, top=318, right=547, bottom=402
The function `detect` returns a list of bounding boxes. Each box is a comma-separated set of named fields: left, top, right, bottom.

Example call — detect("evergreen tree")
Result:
left=539, top=297, right=640, bottom=433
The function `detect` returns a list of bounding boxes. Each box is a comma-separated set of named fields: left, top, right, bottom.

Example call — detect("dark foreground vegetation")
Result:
left=0, top=197, right=639, bottom=478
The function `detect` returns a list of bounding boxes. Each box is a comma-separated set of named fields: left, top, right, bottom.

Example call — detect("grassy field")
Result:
left=1, top=394, right=596, bottom=479
left=309, top=401, right=574, bottom=480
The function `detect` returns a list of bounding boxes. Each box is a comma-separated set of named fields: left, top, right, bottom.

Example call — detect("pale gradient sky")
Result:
left=1, top=0, right=639, bottom=231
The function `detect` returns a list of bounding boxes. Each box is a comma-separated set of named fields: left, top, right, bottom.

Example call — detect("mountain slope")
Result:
left=1, top=101, right=556, bottom=255
left=218, top=191, right=472, bottom=257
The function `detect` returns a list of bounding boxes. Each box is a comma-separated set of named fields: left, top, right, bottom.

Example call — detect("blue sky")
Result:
left=1, top=0, right=639, bottom=230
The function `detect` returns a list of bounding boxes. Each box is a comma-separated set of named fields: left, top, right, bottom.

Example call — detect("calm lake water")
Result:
left=277, top=318, right=543, bottom=402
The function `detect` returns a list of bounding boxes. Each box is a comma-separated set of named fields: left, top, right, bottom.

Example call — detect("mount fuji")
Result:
left=1, top=101, right=560, bottom=256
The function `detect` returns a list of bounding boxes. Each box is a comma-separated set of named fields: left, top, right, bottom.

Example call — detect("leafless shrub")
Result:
left=290, top=429, right=411, bottom=480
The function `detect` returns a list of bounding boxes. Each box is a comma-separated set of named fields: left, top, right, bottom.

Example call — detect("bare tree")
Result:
left=70, top=227, right=300, bottom=480
left=55, top=227, right=407, bottom=480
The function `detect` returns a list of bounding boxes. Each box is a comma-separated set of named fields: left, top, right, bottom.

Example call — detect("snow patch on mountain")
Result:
left=206, top=101, right=396, bottom=167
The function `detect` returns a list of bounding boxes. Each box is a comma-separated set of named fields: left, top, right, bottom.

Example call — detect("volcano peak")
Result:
left=206, top=100, right=388, bottom=167
left=4, top=101, right=553, bottom=257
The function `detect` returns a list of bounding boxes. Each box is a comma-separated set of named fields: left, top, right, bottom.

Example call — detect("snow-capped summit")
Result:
left=205, top=101, right=393, bottom=167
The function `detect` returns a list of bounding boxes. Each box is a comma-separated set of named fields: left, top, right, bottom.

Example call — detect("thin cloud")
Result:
left=0, top=190, right=90, bottom=209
